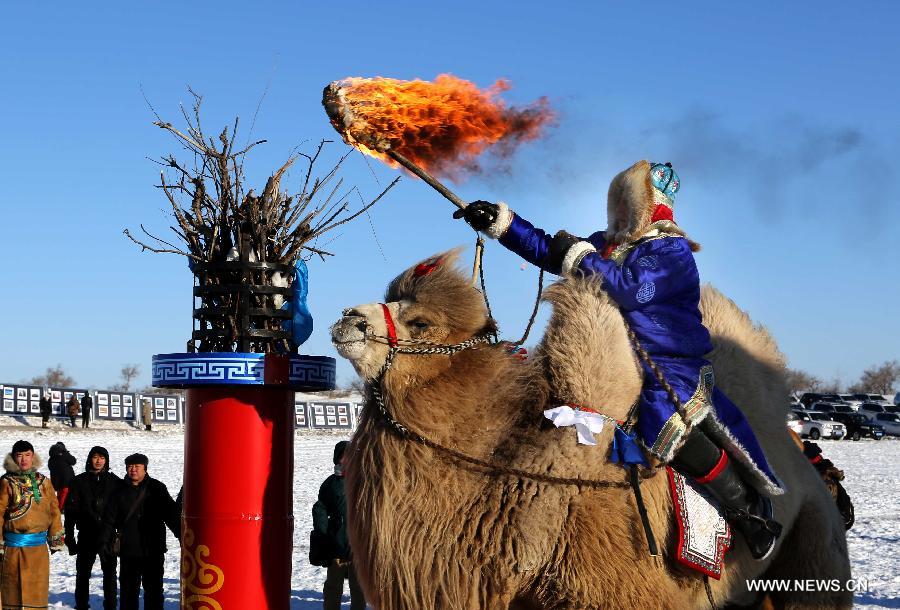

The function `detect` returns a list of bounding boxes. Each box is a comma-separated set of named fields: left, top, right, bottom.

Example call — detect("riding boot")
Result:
left=671, top=428, right=783, bottom=560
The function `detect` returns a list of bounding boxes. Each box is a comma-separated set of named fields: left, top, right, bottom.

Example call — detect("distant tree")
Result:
left=29, top=365, right=75, bottom=388
left=111, top=364, right=141, bottom=391
left=819, top=377, right=843, bottom=394
left=784, top=368, right=822, bottom=394
left=849, top=361, right=899, bottom=395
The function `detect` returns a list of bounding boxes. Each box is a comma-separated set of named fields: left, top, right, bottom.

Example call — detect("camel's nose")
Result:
left=341, top=308, right=368, bottom=332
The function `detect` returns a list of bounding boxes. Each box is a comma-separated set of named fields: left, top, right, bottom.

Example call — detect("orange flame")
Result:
left=323, top=74, right=554, bottom=179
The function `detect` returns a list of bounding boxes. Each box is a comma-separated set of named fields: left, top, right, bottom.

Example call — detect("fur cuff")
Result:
left=560, top=241, right=597, bottom=276
left=485, top=202, right=513, bottom=239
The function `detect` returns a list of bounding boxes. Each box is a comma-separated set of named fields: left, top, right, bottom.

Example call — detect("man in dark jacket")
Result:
left=66, top=446, right=120, bottom=610
left=48, top=441, right=77, bottom=511
left=39, top=392, right=52, bottom=428
left=102, top=454, right=180, bottom=610
left=80, top=393, right=93, bottom=429
left=311, top=441, right=365, bottom=610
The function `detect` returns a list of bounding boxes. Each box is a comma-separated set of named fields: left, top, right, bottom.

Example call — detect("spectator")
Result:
left=67, top=394, right=80, bottom=428
left=311, top=441, right=366, bottom=610
left=81, top=392, right=93, bottom=429
left=141, top=399, right=153, bottom=431
left=48, top=442, right=77, bottom=511
left=39, top=392, right=52, bottom=429
left=66, top=446, right=120, bottom=610
left=102, top=453, right=179, bottom=610
left=0, top=440, right=65, bottom=609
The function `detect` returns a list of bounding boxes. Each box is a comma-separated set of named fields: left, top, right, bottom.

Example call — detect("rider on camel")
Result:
left=455, top=160, right=784, bottom=560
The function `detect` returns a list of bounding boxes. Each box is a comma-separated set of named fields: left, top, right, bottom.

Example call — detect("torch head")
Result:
left=322, top=81, right=391, bottom=155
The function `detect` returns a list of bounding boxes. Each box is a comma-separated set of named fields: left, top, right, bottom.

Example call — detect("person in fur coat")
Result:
left=456, top=160, right=783, bottom=559
left=0, top=440, right=65, bottom=609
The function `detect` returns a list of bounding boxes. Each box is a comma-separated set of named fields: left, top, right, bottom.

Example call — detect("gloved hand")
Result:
left=452, top=200, right=499, bottom=232
left=546, top=230, right=580, bottom=275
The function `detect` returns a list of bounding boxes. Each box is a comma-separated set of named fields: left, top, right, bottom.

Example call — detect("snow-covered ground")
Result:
left=0, top=421, right=897, bottom=609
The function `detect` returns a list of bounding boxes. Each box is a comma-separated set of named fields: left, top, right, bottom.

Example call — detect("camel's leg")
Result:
left=756, top=499, right=853, bottom=609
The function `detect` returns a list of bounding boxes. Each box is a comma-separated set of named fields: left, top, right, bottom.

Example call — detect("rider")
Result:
left=455, top=160, right=783, bottom=559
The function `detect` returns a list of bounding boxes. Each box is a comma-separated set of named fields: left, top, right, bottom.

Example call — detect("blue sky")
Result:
left=1, top=2, right=897, bottom=390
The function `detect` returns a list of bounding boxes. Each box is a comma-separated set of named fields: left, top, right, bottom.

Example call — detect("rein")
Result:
left=366, top=303, right=656, bottom=491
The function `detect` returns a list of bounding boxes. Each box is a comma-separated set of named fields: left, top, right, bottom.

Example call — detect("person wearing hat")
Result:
left=0, top=440, right=65, bottom=609
left=311, top=441, right=366, bottom=610
left=101, top=453, right=179, bottom=610
left=456, top=160, right=784, bottom=559
left=48, top=441, right=77, bottom=511
left=39, top=392, right=52, bottom=428
left=65, top=446, right=120, bottom=610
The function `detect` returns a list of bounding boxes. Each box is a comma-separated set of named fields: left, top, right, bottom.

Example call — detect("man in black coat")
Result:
left=101, top=453, right=180, bottom=610
left=48, top=441, right=77, bottom=510
left=66, top=446, right=120, bottom=610
left=80, top=393, right=93, bottom=428
left=39, top=392, right=52, bottom=428
left=311, top=441, right=366, bottom=610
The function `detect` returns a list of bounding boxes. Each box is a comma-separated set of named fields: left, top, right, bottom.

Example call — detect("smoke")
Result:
left=511, top=103, right=896, bottom=227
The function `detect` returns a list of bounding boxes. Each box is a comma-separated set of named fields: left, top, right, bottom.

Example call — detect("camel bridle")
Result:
left=360, top=301, right=657, bottom=491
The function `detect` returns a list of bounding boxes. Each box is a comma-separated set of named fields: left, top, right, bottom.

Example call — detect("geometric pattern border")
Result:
left=153, top=353, right=335, bottom=391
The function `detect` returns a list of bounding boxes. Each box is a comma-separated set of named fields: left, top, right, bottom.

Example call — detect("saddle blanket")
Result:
left=667, top=467, right=732, bottom=579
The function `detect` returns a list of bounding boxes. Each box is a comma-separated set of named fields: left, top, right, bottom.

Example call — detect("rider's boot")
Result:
left=672, top=428, right=783, bottom=560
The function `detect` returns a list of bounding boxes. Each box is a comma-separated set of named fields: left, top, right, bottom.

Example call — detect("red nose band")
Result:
left=380, top=303, right=399, bottom=348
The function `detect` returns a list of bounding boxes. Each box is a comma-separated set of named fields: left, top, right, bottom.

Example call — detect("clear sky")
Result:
left=1, top=2, right=897, bottom=391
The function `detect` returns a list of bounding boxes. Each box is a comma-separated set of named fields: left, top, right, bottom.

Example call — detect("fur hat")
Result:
left=11, top=440, right=34, bottom=455
left=606, top=160, right=688, bottom=246
left=333, top=441, right=350, bottom=465
left=124, top=453, right=149, bottom=467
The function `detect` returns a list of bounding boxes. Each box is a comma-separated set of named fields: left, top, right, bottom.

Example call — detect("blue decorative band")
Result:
left=4, top=531, right=48, bottom=547
left=152, top=353, right=335, bottom=391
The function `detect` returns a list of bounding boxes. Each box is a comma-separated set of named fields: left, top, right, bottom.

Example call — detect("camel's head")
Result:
left=331, top=248, right=495, bottom=381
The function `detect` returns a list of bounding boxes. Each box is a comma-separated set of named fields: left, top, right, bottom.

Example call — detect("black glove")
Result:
left=453, top=200, right=499, bottom=232
left=546, top=231, right=580, bottom=275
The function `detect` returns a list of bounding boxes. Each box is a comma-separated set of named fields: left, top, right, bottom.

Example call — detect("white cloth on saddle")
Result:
left=543, top=405, right=610, bottom=446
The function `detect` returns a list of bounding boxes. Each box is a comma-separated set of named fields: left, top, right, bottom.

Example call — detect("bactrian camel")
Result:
left=330, top=248, right=851, bottom=610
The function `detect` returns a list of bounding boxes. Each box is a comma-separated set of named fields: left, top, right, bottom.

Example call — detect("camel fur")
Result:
left=331, top=249, right=852, bottom=610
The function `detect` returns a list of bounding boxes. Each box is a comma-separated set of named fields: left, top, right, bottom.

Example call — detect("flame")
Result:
left=323, top=74, right=553, bottom=179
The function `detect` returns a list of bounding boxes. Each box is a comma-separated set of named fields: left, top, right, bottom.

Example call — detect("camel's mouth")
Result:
left=330, top=316, right=369, bottom=361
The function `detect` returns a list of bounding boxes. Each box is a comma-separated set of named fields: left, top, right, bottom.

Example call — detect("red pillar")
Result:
left=181, top=386, right=294, bottom=609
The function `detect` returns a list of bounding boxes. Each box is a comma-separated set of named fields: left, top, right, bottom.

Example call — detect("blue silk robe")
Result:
left=500, top=214, right=782, bottom=494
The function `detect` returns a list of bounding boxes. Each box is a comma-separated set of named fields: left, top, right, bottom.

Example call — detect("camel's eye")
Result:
left=409, top=318, right=430, bottom=331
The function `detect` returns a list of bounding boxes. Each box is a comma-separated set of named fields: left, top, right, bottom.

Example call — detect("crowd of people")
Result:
left=0, top=439, right=364, bottom=609
left=0, top=440, right=180, bottom=609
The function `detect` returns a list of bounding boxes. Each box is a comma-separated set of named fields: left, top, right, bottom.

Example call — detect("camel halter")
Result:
left=364, top=305, right=658, bottom=492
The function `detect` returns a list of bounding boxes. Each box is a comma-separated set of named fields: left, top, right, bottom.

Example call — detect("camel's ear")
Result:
left=386, top=247, right=466, bottom=302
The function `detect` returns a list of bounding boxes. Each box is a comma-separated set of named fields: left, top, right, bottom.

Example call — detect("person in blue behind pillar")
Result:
left=455, top=160, right=784, bottom=560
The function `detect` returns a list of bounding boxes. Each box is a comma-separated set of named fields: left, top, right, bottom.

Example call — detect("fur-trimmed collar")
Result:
left=4, top=452, right=43, bottom=475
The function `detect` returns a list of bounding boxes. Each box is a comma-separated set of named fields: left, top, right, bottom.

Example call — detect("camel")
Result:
left=330, top=248, right=852, bottom=610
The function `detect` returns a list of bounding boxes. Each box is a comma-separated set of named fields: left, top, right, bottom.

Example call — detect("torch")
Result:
left=322, top=76, right=553, bottom=210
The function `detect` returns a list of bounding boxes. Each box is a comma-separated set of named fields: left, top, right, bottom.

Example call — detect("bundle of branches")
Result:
left=126, top=91, right=397, bottom=353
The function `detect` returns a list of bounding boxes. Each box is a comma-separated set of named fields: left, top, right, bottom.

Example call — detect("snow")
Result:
left=0, top=421, right=897, bottom=609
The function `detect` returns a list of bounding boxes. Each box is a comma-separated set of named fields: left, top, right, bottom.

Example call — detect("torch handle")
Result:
left=386, top=150, right=467, bottom=209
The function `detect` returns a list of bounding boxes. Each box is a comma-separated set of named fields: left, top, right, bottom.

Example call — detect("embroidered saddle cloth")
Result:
left=667, top=466, right=732, bottom=579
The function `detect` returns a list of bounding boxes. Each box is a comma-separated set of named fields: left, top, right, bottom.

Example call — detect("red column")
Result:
left=181, top=386, right=294, bottom=609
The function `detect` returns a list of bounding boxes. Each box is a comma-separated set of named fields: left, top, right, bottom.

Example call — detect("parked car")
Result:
left=792, top=410, right=846, bottom=440
left=883, top=404, right=900, bottom=415
left=812, top=402, right=854, bottom=414
left=873, top=413, right=900, bottom=436
left=799, top=393, right=847, bottom=409
left=828, top=412, right=885, bottom=441
left=859, top=403, right=887, bottom=421
left=786, top=411, right=804, bottom=436
left=852, top=393, right=891, bottom=406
